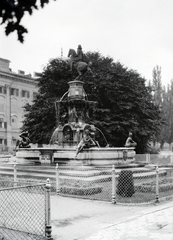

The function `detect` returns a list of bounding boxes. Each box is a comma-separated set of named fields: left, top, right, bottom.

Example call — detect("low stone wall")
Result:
left=15, top=147, right=135, bottom=166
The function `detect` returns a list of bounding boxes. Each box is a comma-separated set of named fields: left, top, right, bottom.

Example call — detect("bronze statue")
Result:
left=68, top=45, right=94, bottom=79
left=125, top=132, right=137, bottom=147
left=75, top=126, right=99, bottom=158
left=16, top=131, right=31, bottom=149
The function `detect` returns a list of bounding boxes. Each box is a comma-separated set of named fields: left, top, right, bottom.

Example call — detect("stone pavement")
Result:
left=85, top=202, right=173, bottom=240
left=50, top=195, right=173, bottom=240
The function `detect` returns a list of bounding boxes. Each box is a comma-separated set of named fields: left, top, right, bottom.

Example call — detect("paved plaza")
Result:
left=50, top=196, right=173, bottom=240
left=86, top=203, right=173, bottom=240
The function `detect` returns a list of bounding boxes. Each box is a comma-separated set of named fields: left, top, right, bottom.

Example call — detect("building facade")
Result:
left=0, top=58, right=39, bottom=153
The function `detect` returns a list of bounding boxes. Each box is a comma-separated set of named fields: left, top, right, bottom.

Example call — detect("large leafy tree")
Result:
left=166, top=81, right=173, bottom=146
left=0, top=0, right=55, bottom=42
left=22, top=52, right=162, bottom=153
left=150, top=65, right=165, bottom=145
left=159, top=81, right=173, bottom=148
left=152, top=65, right=162, bottom=108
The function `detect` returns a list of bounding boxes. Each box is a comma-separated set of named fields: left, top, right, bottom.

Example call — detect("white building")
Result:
left=0, top=58, right=39, bottom=153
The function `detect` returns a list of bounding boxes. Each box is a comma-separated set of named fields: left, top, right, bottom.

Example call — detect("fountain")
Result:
left=16, top=78, right=136, bottom=166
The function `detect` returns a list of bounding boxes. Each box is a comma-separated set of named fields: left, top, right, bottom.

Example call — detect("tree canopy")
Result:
left=22, top=52, right=163, bottom=153
left=0, top=0, right=55, bottom=42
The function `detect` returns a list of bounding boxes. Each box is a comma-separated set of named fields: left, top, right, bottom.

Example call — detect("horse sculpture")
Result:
left=67, top=48, right=93, bottom=78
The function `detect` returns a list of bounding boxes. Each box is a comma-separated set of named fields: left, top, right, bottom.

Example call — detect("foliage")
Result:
left=152, top=65, right=162, bottom=108
left=22, top=52, right=163, bottom=153
left=146, top=145, right=160, bottom=154
left=116, top=170, right=135, bottom=197
left=22, top=58, right=72, bottom=143
left=0, top=0, right=56, bottom=42
left=149, top=65, right=166, bottom=147
left=83, top=53, right=163, bottom=152
left=136, top=177, right=173, bottom=193
left=149, top=66, right=173, bottom=148
left=162, top=81, right=173, bottom=145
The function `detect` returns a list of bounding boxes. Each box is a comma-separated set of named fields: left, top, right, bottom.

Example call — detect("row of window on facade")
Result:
left=0, top=117, right=18, bottom=128
left=0, top=138, right=16, bottom=146
left=0, top=86, right=37, bottom=99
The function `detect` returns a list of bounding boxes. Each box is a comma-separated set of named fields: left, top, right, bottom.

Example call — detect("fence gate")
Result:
left=0, top=181, right=49, bottom=240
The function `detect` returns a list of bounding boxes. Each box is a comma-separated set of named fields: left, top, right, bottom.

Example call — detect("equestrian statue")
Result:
left=67, top=45, right=94, bottom=79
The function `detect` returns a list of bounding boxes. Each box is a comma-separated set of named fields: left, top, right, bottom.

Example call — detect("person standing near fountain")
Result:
left=125, top=132, right=137, bottom=147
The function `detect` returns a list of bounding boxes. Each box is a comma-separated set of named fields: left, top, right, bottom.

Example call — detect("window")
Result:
left=0, top=86, right=6, bottom=94
left=0, top=139, right=3, bottom=144
left=3, top=86, right=6, bottom=94
left=16, top=89, right=19, bottom=96
left=21, top=90, right=25, bottom=97
left=21, top=90, right=30, bottom=98
left=11, top=116, right=17, bottom=128
left=0, top=118, right=3, bottom=128
left=11, top=88, right=19, bottom=96
left=10, top=88, right=15, bottom=95
left=0, top=119, right=6, bottom=129
left=27, top=91, right=30, bottom=98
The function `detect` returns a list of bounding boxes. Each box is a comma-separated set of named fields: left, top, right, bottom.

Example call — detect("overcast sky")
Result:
left=1, top=0, right=173, bottom=86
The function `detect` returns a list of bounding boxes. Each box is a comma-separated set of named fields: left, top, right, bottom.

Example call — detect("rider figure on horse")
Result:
left=70, top=45, right=84, bottom=71
left=68, top=45, right=94, bottom=78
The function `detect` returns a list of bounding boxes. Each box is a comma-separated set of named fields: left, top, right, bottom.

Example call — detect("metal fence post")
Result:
left=155, top=166, right=159, bottom=203
left=56, top=163, right=60, bottom=195
left=45, top=178, right=53, bottom=240
left=146, top=153, right=150, bottom=163
left=112, top=165, right=116, bottom=204
left=14, top=164, right=17, bottom=182
left=171, top=154, right=173, bottom=164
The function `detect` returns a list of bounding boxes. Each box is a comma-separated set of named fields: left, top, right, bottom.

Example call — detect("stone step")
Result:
left=0, top=164, right=169, bottom=184
left=0, top=165, right=155, bottom=179
left=0, top=170, right=56, bottom=182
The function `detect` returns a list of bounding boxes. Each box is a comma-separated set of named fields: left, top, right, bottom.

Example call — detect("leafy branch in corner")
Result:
left=0, top=0, right=56, bottom=42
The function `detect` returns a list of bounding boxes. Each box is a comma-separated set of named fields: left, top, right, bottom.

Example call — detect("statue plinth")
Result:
left=52, top=78, right=97, bottom=147
left=68, top=80, right=86, bottom=100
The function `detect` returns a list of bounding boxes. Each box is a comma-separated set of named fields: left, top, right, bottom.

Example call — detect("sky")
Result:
left=1, top=0, right=173, bottom=86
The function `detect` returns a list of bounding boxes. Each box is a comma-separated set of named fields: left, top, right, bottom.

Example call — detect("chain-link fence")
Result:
left=54, top=162, right=173, bottom=204
left=55, top=166, right=112, bottom=202
left=114, top=167, right=157, bottom=204
left=155, top=166, right=173, bottom=199
left=55, top=165, right=158, bottom=204
left=135, top=153, right=173, bottom=166
left=0, top=180, right=53, bottom=240
left=1, top=153, right=173, bottom=206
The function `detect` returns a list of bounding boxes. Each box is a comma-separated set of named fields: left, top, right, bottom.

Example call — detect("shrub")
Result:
left=116, top=170, right=135, bottom=197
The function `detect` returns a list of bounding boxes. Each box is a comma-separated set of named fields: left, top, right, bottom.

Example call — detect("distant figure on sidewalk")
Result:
left=125, top=132, right=137, bottom=147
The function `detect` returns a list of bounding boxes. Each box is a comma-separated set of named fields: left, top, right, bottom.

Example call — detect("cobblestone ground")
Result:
left=86, top=205, right=173, bottom=240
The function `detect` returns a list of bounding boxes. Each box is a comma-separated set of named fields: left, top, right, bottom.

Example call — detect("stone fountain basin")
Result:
left=16, top=147, right=135, bottom=166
